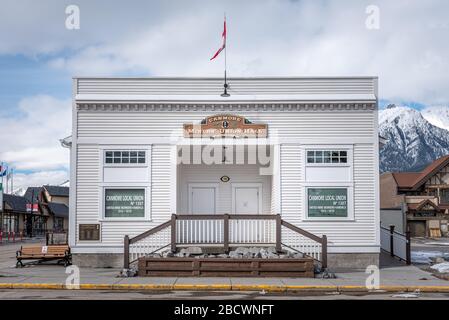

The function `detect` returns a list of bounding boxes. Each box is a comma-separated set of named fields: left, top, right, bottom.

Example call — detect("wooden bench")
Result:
left=16, top=245, right=71, bottom=268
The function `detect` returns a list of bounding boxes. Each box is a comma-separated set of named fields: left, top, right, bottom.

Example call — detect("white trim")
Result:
left=170, top=145, right=177, bottom=214
left=303, top=186, right=354, bottom=222
left=188, top=183, right=219, bottom=214
left=103, top=149, right=148, bottom=167
left=97, top=145, right=152, bottom=222
left=69, top=78, right=78, bottom=247
left=75, top=93, right=377, bottom=102
left=373, top=101, right=381, bottom=247
left=71, top=244, right=381, bottom=254
left=275, top=144, right=281, bottom=215
left=303, top=145, right=354, bottom=168
left=76, top=137, right=376, bottom=145
left=231, top=183, right=263, bottom=215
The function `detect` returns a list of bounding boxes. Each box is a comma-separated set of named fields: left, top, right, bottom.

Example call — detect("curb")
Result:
left=1, top=283, right=449, bottom=293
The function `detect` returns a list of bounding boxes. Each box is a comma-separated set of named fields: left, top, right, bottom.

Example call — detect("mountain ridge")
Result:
left=379, top=105, right=449, bottom=173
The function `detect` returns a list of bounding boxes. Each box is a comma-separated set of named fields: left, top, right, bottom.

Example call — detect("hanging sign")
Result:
left=183, top=114, right=268, bottom=138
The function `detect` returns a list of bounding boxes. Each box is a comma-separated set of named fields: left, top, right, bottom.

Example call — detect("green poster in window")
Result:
left=105, top=189, right=145, bottom=217
left=308, top=188, right=348, bottom=217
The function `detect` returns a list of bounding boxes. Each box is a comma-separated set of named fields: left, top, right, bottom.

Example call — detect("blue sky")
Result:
left=0, top=0, right=448, bottom=191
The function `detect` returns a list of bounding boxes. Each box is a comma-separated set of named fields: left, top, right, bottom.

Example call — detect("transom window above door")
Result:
left=104, top=150, right=146, bottom=164
left=307, top=150, right=347, bottom=164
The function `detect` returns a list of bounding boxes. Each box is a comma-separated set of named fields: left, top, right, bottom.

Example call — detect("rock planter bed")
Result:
left=137, top=247, right=315, bottom=277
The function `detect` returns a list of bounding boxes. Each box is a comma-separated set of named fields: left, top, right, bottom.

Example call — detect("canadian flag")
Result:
left=210, top=17, right=226, bottom=60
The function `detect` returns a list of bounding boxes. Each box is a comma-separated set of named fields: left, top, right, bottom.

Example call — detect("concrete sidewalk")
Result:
left=0, top=264, right=448, bottom=293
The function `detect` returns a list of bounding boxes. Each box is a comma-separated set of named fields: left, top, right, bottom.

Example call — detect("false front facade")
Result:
left=70, top=77, right=380, bottom=269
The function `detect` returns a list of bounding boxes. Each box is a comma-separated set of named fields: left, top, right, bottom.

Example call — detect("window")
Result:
left=104, top=150, right=146, bottom=164
left=54, top=217, right=64, bottom=231
left=441, top=189, right=449, bottom=204
left=307, top=150, right=347, bottom=164
left=105, top=189, right=145, bottom=218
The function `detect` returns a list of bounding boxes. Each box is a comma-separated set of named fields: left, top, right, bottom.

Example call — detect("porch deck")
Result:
left=124, top=214, right=327, bottom=277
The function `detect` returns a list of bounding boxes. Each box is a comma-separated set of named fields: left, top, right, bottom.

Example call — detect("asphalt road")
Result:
left=1, top=289, right=449, bottom=300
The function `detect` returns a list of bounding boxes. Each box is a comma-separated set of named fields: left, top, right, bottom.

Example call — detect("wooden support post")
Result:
left=405, top=230, right=411, bottom=265
left=223, top=214, right=229, bottom=253
left=123, top=235, right=130, bottom=269
left=275, top=214, right=282, bottom=252
left=171, top=214, right=177, bottom=253
left=389, top=225, right=395, bottom=257
left=321, top=235, right=327, bottom=270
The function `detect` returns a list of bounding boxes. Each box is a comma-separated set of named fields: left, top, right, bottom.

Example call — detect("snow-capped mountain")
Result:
left=379, top=105, right=449, bottom=173
left=422, top=106, right=449, bottom=131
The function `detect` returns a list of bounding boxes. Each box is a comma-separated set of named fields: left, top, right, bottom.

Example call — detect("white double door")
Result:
left=188, top=183, right=262, bottom=214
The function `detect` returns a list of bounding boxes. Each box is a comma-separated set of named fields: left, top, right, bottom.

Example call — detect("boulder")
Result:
left=177, top=249, right=191, bottom=257
left=243, top=252, right=253, bottom=259
left=185, top=247, right=203, bottom=255
left=235, top=247, right=250, bottom=255
left=266, top=247, right=277, bottom=254
left=229, top=251, right=242, bottom=259
left=259, top=249, right=269, bottom=259
left=249, top=247, right=261, bottom=255
left=162, top=251, right=174, bottom=258
left=433, top=257, right=446, bottom=264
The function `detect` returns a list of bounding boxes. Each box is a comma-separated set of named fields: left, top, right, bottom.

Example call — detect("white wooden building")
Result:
left=69, top=77, right=380, bottom=269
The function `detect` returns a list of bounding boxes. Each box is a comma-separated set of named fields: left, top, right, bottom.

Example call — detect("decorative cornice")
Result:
left=76, top=102, right=376, bottom=112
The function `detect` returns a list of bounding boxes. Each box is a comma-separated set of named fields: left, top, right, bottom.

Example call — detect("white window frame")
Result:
left=99, top=145, right=152, bottom=222
left=302, top=145, right=354, bottom=221
left=103, top=149, right=148, bottom=167
left=304, top=145, right=353, bottom=168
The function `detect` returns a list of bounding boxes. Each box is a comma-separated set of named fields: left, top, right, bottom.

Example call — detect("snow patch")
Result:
left=430, top=262, right=449, bottom=273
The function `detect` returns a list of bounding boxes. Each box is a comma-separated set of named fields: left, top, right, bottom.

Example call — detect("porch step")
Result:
left=137, top=257, right=315, bottom=277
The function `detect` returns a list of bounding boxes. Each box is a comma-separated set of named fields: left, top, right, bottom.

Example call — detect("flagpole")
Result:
left=221, top=13, right=230, bottom=97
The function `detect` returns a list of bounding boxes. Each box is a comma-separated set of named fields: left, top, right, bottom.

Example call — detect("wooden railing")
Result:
left=124, top=214, right=327, bottom=270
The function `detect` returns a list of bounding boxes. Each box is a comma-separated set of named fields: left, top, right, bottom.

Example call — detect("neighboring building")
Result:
left=1, top=194, right=27, bottom=234
left=41, top=185, right=69, bottom=232
left=22, top=185, right=70, bottom=236
left=24, top=187, right=47, bottom=236
left=381, top=155, right=449, bottom=237
left=70, top=76, right=381, bottom=269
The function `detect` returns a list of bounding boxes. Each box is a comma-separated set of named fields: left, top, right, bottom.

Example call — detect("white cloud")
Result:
left=0, top=95, right=71, bottom=171
left=1, top=1, right=449, bottom=103
left=10, top=170, right=69, bottom=194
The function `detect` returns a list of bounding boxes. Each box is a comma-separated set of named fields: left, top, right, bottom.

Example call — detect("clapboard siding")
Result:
left=150, top=145, right=172, bottom=220
left=72, top=77, right=378, bottom=251
left=75, top=145, right=100, bottom=241
left=77, top=112, right=374, bottom=139
left=76, top=77, right=376, bottom=95
left=280, top=144, right=377, bottom=246
left=75, top=144, right=172, bottom=245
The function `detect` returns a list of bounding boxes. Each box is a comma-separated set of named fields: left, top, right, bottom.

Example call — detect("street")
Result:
left=0, top=238, right=448, bottom=300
